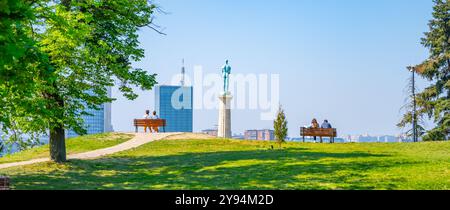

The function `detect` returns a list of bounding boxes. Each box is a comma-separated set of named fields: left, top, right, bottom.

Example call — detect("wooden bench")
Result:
left=300, top=127, right=337, bottom=143
left=0, top=176, right=10, bottom=190
left=134, top=119, right=166, bottom=133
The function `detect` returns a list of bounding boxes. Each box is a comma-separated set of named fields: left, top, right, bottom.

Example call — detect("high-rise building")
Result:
left=155, top=85, right=193, bottom=132
left=155, top=61, right=193, bottom=132
left=67, top=87, right=113, bottom=138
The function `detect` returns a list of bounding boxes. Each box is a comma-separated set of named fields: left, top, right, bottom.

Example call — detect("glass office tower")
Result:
left=155, top=85, right=193, bottom=132
left=67, top=87, right=113, bottom=138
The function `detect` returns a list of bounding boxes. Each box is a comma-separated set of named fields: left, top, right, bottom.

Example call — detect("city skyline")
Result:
left=110, top=0, right=435, bottom=137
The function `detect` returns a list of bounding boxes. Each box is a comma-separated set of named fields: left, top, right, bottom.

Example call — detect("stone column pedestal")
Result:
left=217, top=94, right=233, bottom=138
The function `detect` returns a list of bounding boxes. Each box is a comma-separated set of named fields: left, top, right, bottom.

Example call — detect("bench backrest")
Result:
left=301, top=127, right=337, bottom=137
left=134, top=119, right=166, bottom=127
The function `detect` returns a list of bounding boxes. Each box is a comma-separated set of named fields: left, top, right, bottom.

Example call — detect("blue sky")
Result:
left=111, top=0, right=434, bottom=137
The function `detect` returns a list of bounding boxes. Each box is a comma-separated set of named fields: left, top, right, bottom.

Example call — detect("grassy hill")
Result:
left=0, top=133, right=133, bottom=164
left=0, top=134, right=449, bottom=190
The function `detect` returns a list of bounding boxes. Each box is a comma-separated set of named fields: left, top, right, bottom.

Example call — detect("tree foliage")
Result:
left=403, top=0, right=449, bottom=141
left=0, top=0, right=159, bottom=162
left=274, top=105, right=288, bottom=148
left=0, top=0, right=50, bottom=149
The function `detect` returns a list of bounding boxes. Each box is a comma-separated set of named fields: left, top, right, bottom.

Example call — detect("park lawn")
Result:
left=0, top=138, right=449, bottom=190
left=0, top=133, right=134, bottom=164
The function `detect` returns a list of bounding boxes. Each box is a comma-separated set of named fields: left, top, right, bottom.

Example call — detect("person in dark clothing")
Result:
left=321, top=120, right=332, bottom=129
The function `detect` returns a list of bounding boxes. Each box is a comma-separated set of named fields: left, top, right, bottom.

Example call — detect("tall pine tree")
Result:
left=402, top=0, right=449, bottom=141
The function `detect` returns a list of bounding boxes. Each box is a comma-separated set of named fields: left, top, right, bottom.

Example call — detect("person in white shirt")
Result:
left=143, top=110, right=150, bottom=133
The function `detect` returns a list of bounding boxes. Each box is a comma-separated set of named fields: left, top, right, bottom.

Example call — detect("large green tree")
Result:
left=0, top=0, right=51, bottom=149
left=0, top=0, right=159, bottom=162
left=404, top=0, right=449, bottom=141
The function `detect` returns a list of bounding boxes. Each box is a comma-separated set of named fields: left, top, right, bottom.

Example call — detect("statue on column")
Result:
left=218, top=60, right=232, bottom=138
left=222, top=60, right=231, bottom=95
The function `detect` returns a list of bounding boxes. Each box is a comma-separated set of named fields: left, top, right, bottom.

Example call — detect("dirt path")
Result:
left=0, top=132, right=180, bottom=169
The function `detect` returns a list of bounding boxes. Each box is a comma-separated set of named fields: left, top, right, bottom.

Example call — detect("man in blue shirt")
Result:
left=150, top=111, right=160, bottom=133
left=150, top=111, right=159, bottom=119
left=321, top=120, right=332, bottom=129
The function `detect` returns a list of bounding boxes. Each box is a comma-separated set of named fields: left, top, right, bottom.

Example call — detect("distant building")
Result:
left=289, top=137, right=303, bottom=142
left=232, top=133, right=245, bottom=139
left=244, top=129, right=274, bottom=140
left=333, top=138, right=345, bottom=143
left=67, top=87, right=113, bottom=138
left=202, top=129, right=218, bottom=137
left=155, top=85, right=193, bottom=132
left=344, top=134, right=406, bottom=143
left=245, top=130, right=258, bottom=140
left=378, top=135, right=398, bottom=143
left=358, top=134, right=378, bottom=143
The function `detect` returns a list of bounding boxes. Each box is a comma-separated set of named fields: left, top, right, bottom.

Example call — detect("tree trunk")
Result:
left=50, top=125, right=66, bottom=162
left=43, top=0, right=70, bottom=163
left=47, top=90, right=67, bottom=163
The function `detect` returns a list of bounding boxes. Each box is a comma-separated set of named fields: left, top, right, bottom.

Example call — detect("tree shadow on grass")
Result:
left=8, top=148, right=407, bottom=190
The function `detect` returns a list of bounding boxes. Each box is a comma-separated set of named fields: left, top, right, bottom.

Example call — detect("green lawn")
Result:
left=0, top=132, right=133, bottom=164
left=0, top=137, right=449, bottom=190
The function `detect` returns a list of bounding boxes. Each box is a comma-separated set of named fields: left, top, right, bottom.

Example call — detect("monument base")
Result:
left=217, top=94, right=232, bottom=138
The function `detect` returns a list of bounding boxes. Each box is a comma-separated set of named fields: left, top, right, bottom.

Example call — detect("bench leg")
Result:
left=135, top=126, right=138, bottom=133
left=302, top=136, right=305, bottom=143
left=320, top=137, right=323, bottom=143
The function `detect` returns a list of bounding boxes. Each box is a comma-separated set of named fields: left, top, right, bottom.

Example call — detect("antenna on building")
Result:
left=180, top=59, right=185, bottom=86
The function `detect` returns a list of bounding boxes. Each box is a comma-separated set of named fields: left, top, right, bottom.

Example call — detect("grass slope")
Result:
left=0, top=133, right=133, bottom=164
left=0, top=138, right=449, bottom=190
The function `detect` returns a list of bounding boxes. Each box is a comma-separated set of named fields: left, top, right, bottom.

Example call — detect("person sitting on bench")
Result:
left=143, top=110, right=150, bottom=133
left=150, top=111, right=160, bottom=133
left=321, top=119, right=332, bottom=129
left=310, top=118, right=319, bottom=141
